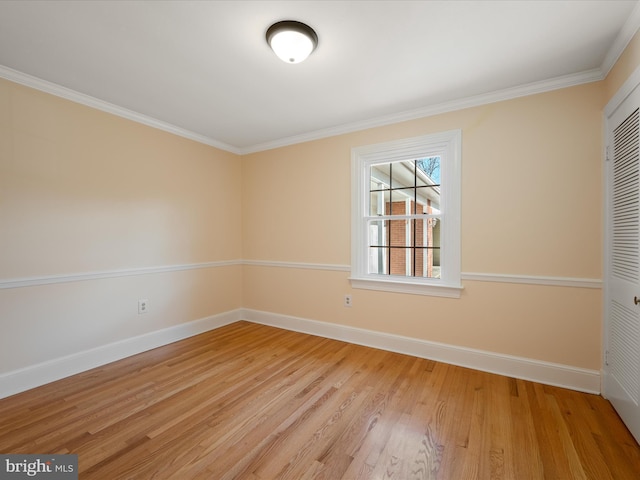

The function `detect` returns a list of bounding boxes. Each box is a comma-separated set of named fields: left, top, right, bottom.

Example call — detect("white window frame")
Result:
left=350, top=130, right=462, bottom=298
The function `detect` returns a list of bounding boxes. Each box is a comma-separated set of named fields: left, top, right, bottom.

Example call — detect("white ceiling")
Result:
left=0, top=0, right=638, bottom=154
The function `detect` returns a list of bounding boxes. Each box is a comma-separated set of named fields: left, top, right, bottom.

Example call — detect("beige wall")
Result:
left=244, top=84, right=603, bottom=277
left=0, top=78, right=243, bottom=373
left=605, top=30, right=640, bottom=102
left=4, top=27, right=640, bottom=381
left=242, top=83, right=604, bottom=370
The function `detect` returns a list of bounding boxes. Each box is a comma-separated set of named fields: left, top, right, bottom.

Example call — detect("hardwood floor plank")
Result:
left=1, top=321, right=639, bottom=479
left=554, top=394, right=614, bottom=480
left=487, top=374, right=514, bottom=480
left=509, top=379, right=544, bottom=480
left=251, top=350, right=389, bottom=479
left=342, top=355, right=423, bottom=479
left=212, top=345, right=367, bottom=478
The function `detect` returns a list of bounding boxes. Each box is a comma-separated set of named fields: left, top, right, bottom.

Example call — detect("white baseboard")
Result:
left=242, top=308, right=601, bottom=394
left=0, top=309, right=243, bottom=399
left=0, top=308, right=601, bottom=399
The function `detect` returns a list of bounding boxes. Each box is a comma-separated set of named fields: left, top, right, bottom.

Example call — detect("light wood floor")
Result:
left=0, top=321, right=639, bottom=479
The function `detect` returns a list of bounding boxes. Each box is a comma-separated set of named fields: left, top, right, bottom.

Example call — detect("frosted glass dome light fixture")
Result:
left=266, top=20, right=318, bottom=64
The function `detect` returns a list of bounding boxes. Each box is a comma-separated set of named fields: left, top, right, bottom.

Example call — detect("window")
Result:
left=350, top=130, right=462, bottom=297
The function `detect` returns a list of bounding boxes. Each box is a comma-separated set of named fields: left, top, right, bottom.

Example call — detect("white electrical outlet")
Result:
left=138, top=299, right=148, bottom=314
left=344, top=294, right=352, bottom=307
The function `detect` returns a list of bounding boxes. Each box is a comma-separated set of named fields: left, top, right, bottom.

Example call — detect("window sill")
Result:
left=349, top=276, right=463, bottom=298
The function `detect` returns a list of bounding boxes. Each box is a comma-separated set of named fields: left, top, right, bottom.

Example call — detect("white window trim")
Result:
left=350, top=130, right=463, bottom=298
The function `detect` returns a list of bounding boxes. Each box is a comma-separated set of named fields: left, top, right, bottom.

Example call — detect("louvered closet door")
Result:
left=605, top=85, right=640, bottom=445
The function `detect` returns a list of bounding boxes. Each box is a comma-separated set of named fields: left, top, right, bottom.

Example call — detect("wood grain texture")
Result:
left=0, top=321, right=638, bottom=479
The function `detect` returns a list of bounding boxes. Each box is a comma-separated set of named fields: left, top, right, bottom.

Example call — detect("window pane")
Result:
left=368, top=220, right=386, bottom=247
left=390, top=160, right=416, bottom=189
left=416, top=157, right=441, bottom=185
left=415, top=186, right=441, bottom=214
left=415, top=217, right=441, bottom=278
left=389, top=218, right=408, bottom=246
left=370, top=164, right=390, bottom=187
left=368, top=220, right=386, bottom=274
left=369, top=190, right=387, bottom=216
left=386, top=199, right=413, bottom=216
left=368, top=247, right=388, bottom=274
left=414, top=248, right=442, bottom=278
left=389, top=247, right=409, bottom=276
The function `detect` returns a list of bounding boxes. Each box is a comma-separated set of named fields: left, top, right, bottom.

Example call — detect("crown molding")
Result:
left=0, top=62, right=608, bottom=156
left=601, top=0, right=640, bottom=77
left=238, top=69, right=604, bottom=154
left=0, top=65, right=241, bottom=155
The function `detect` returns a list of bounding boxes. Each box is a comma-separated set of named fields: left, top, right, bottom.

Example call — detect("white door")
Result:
left=604, top=81, right=640, bottom=444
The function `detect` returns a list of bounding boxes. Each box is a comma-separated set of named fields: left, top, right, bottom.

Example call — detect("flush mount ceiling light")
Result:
left=266, top=20, right=318, bottom=64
